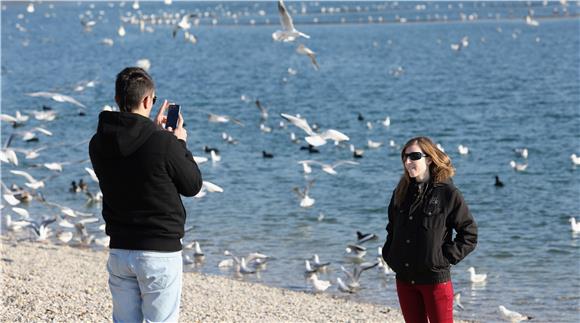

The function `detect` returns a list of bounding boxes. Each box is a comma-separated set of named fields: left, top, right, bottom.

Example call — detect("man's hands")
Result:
left=154, top=99, right=187, bottom=142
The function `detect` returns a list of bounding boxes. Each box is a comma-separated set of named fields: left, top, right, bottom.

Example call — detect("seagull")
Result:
left=118, top=25, right=126, bottom=37
left=27, top=92, right=86, bottom=109
left=194, top=180, right=224, bottom=199
left=510, top=160, right=528, bottom=172
left=136, top=58, right=151, bottom=72
left=298, top=160, right=312, bottom=174
left=297, top=160, right=358, bottom=175
left=206, top=112, right=244, bottom=126
left=281, top=114, right=348, bottom=147
left=569, top=217, right=580, bottom=233
left=310, top=254, right=330, bottom=272
left=514, top=148, right=528, bottom=159
left=210, top=150, right=221, bottom=162
left=32, top=110, right=57, bottom=121
left=1, top=111, right=29, bottom=127
left=272, top=0, right=310, bottom=42
left=173, top=13, right=198, bottom=38
left=293, top=180, right=315, bottom=208
left=340, top=262, right=379, bottom=290
left=458, top=144, right=469, bottom=155
left=382, top=117, right=391, bottom=127
left=498, top=305, right=533, bottom=322
left=336, top=277, right=355, bottom=293
left=467, top=267, right=487, bottom=283
left=357, top=231, right=378, bottom=244
left=296, top=44, right=319, bottom=70
left=56, top=231, right=74, bottom=244
left=308, top=274, right=331, bottom=292
left=305, top=260, right=318, bottom=274
left=454, top=292, right=464, bottom=310
left=345, top=244, right=367, bottom=258
left=26, top=217, right=57, bottom=241
left=4, top=214, right=31, bottom=231
left=377, top=254, right=394, bottom=276
left=495, top=175, right=504, bottom=187
left=367, top=139, right=383, bottom=149
left=525, top=15, right=539, bottom=27
left=9, top=170, right=51, bottom=189
left=238, top=257, right=256, bottom=274
left=570, top=154, right=580, bottom=165
left=255, top=99, right=268, bottom=120
left=191, top=241, right=204, bottom=257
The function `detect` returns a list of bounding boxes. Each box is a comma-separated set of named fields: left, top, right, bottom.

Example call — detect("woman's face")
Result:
left=403, top=144, right=431, bottom=181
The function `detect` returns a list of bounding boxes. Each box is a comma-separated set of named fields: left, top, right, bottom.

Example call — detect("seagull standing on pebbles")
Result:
left=308, top=273, right=331, bottom=292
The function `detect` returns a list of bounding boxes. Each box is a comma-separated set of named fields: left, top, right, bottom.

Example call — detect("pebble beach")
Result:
left=1, top=237, right=408, bottom=323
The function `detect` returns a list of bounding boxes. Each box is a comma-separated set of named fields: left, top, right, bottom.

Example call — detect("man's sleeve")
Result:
left=167, top=139, right=203, bottom=197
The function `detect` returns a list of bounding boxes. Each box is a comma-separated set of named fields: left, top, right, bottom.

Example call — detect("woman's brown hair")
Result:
left=393, top=136, right=455, bottom=207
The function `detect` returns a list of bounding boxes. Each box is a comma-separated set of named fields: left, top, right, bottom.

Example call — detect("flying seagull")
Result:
left=272, top=0, right=310, bottom=42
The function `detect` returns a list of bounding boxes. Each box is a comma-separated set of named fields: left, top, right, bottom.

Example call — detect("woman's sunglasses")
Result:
left=403, top=152, right=429, bottom=161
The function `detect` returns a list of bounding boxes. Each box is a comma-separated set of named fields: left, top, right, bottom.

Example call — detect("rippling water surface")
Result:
left=2, top=2, right=579, bottom=321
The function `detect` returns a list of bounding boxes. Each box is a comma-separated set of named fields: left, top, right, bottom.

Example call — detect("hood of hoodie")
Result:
left=96, top=111, right=157, bottom=157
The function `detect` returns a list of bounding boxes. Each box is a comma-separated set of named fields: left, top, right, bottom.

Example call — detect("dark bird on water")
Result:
left=262, top=151, right=274, bottom=158
left=494, top=175, right=504, bottom=187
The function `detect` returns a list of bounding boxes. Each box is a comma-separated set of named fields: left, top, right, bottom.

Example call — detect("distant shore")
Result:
left=1, top=238, right=407, bottom=322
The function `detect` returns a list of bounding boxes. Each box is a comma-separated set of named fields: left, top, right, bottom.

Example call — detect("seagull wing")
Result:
left=280, top=113, right=314, bottom=135
left=332, top=160, right=359, bottom=168
left=203, top=180, right=224, bottom=193
left=292, top=187, right=304, bottom=198
left=307, top=53, right=319, bottom=70
left=58, top=94, right=86, bottom=108
left=322, top=129, right=349, bottom=142
left=33, top=127, right=53, bottom=136
left=85, top=167, right=99, bottom=183
left=278, top=0, right=295, bottom=32
left=10, top=170, right=37, bottom=183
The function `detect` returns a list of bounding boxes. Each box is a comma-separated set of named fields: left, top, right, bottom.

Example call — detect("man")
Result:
left=89, top=67, right=202, bottom=322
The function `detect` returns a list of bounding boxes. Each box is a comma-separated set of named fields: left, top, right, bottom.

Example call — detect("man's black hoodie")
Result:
left=89, top=111, right=202, bottom=251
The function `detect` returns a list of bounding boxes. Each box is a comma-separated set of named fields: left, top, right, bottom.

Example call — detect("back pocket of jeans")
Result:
left=135, top=257, right=171, bottom=292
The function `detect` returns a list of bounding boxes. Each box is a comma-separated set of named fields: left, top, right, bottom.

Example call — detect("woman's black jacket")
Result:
left=382, top=178, right=477, bottom=284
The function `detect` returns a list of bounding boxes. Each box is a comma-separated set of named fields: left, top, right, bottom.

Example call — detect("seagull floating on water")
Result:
left=498, top=305, right=533, bottom=322
left=570, top=154, right=580, bottom=166
left=467, top=266, right=487, bottom=283
left=569, top=217, right=580, bottom=233
left=510, top=160, right=528, bottom=172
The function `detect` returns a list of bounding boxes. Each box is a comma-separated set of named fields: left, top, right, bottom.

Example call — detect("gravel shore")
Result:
left=1, top=238, right=406, bottom=322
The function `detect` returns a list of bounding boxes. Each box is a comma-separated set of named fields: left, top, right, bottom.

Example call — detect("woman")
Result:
left=382, top=136, right=477, bottom=323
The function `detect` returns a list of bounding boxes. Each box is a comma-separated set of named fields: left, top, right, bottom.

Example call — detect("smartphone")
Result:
left=165, top=104, right=180, bottom=129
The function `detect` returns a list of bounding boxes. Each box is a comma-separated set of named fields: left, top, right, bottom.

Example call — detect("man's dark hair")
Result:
left=115, top=67, right=155, bottom=112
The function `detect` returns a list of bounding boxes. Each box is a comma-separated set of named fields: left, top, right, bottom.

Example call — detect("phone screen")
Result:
left=165, top=104, right=180, bottom=129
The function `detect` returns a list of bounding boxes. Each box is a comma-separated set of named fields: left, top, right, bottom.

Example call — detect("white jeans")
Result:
left=107, top=249, right=182, bottom=323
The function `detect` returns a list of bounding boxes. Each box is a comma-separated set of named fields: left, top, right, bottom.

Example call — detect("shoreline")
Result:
left=0, top=237, right=406, bottom=322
